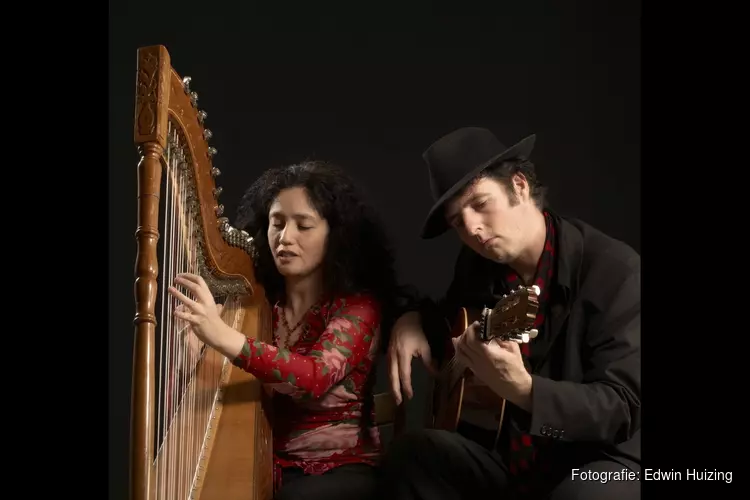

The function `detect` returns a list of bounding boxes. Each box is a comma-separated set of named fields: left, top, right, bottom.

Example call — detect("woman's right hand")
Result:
left=184, top=329, right=204, bottom=359
left=387, top=311, right=435, bottom=405
left=181, top=303, right=223, bottom=366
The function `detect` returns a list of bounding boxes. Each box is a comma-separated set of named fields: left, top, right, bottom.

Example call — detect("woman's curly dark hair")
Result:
left=234, top=160, right=401, bottom=346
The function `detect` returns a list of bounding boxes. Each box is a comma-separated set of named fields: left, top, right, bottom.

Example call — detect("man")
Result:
left=380, top=127, right=640, bottom=500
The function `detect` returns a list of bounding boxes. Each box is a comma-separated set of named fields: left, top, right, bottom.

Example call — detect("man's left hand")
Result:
left=452, top=321, right=533, bottom=411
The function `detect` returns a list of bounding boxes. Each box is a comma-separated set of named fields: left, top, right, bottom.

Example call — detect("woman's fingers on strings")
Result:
left=174, top=275, right=201, bottom=294
left=168, top=285, right=198, bottom=310
left=174, top=307, right=194, bottom=323
left=175, top=273, right=214, bottom=303
left=175, top=304, right=196, bottom=317
left=175, top=272, right=201, bottom=284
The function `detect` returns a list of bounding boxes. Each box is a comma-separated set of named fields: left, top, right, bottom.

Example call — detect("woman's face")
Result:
left=267, top=186, right=329, bottom=278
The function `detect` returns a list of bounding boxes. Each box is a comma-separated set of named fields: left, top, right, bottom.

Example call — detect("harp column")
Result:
left=131, top=45, right=171, bottom=500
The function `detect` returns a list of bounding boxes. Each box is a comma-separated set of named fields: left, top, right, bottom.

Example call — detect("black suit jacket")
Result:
left=417, top=213, right=641, bottom=472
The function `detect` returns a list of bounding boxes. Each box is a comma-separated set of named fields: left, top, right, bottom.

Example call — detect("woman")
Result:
left=169, top=160, right=398, bottom=500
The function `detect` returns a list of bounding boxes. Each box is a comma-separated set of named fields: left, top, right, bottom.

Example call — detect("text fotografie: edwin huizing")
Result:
left=644, top=469, right=732, bottom=483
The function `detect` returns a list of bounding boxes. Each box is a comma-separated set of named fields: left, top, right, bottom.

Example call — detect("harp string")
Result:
left=166, top=123, right=179, bottom=500
left=152, top=122, right=204, bottom=500
left=170, top=124, right=182, bottom=500
left=176, top=143, right=185, bottom=499
left=156, top=125, right=174, bottom=500
left=151, top=119, right=244, bottom=500
left=154, top=126, right=169, bottom=500
left=177, top=143, right=188, bottom=498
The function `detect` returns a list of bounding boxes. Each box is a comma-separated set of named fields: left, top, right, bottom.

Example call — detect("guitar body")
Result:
left=433, top=307, right=498, bottom=431
left=431, top=286, right=541, bottom=435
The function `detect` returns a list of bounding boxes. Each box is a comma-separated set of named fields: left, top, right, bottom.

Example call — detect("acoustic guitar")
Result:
left=432, top=285, right=541, bottom=439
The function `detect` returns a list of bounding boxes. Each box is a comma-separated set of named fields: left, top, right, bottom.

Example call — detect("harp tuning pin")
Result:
left=182, top=76, right=192, bottom=92
left=198, top=110, right=208, bottom=123
left=211, top=167, right=221, bottom=177
left=203, top=129, right=213, bottom=141
left=213, top=186, right=223, bottom=198
left=215, top=204, right=225, bottom=217
left=207, top=146, right=218, bottom=157
left=189, top=91, right=199, bottom=107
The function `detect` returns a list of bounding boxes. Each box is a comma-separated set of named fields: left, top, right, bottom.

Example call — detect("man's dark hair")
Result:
left=475, top=158, right=547, bottom=208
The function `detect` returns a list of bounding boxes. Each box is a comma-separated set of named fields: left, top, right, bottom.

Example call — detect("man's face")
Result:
left=444, top=175, right=536, bottom=263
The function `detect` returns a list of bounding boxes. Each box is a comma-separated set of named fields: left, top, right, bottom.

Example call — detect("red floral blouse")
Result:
left=230, top=293, right=383, bottom=487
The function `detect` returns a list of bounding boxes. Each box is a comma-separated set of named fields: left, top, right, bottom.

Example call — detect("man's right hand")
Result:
left=388, top=311, right=436, bottom=405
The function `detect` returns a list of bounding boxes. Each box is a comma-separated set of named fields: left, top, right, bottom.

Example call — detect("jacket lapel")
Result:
left=532, top=214, right=583, bottom=371
left=532, top=288, right=571, bottom=371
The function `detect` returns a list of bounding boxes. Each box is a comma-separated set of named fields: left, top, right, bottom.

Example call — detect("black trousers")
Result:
left=276, top=463, right=377, bottom=500
left=376, top=428, right=641, bottom=500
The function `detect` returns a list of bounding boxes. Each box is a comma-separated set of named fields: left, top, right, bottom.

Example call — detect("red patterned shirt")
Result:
left=230, top=293, right=383, bottom=487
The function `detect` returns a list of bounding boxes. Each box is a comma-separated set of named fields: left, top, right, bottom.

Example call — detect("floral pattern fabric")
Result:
left=231, top=293, right=383, bottom=481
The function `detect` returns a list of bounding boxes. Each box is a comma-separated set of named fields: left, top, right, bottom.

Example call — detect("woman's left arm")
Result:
left=231, top=294, right=381, bottom=399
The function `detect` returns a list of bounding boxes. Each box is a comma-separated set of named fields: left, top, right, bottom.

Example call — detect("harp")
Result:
left=130, top=45, right=274, bottom=500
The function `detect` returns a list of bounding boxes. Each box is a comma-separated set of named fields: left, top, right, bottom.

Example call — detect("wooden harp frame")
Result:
left=130, top=44, right=274, bottom=500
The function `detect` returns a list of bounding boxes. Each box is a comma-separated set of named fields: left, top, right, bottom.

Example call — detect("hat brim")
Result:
left=420, top=134, right=537, bottom=239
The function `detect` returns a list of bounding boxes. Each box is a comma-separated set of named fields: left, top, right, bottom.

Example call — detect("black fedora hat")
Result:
left=420, top=127, right=536, bottom=239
